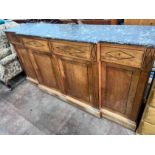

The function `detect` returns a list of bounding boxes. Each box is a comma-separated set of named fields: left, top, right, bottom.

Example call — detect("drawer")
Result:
left=144, top=106, right=155, bottom=124
left=140, top=121, right=155, bottom=135
left=150, top=91, right=155, bottom=108
left=101, top=44, right=145, bottom=68
left=22, top=37, right=50, bottom=52
left=6, top=32, right=22, bottom=45
left=51, top=40, right=96, bottom=61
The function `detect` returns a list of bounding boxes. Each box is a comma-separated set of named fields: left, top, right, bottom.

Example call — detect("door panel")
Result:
left=57, top=57, right=98, bottom=108
left=104, top=66, right=132, bottom=113
left=14, top=46, right=37, bottom=80
left=32, top=51, right=59, bottom=90
left=63, top=60, right=90, bottom=103
left=101, top=62, right=140, bottom=118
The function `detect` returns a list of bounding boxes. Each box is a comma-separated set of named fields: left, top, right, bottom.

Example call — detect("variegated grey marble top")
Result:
left=5, top=23, right=155, bottom=47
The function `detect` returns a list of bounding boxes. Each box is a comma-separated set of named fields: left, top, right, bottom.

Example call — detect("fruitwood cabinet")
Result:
left=98, top=43, right=154, bottom=128
left=6, top=32, right=155, bottom=130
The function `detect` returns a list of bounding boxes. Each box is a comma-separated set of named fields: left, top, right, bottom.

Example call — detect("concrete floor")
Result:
left=0, top=81, right=134, bottom=135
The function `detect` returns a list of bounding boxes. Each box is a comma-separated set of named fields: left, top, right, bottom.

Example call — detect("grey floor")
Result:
left=0, top=81, right=134, bottom=135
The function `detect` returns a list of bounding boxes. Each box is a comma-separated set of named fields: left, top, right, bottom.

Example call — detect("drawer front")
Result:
left=140, top=121, right=155, bottom=134
left=51, top=41, right=96, bottom=61
left=144, top=106, right=155, bottom=124
left=6, top=32, right=22, bottom=45
left=150, top=100, right=155, bottom=108
left=22, top=37, right=50, bottom=52
left=101, top=44, right=145, bottom=68
left=150, top=91, right=155, bottom=108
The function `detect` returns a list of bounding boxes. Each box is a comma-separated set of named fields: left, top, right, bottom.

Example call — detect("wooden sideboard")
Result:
left=6, top=32, right=155, bottom=130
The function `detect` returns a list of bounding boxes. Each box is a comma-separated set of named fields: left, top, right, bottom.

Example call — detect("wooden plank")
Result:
left=92, top=62, right=99, bottom=109
left=26, top=77, right=38, bottom=84
left=101, top=108, right=136, bottom=130
left=97, top=43, right=101, bottom=109
left=130, top=71, right=149, bottom=121
left=125, top=70, right=141, bottom=116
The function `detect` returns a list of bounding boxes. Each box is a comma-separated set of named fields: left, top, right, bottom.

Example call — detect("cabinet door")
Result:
left=101, top=62, right=140, bottom=118
left=14, top=45, right=37, bottom=81
left=58, top=58, right=98, bottom=108
left=31, top=50, right=60, bottom=91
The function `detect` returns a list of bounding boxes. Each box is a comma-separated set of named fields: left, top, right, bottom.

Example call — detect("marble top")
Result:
left=5, top=23, right=155, bottom=47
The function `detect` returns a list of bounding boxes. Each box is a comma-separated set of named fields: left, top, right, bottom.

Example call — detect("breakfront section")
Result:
left=50, top=40, right=99, bottom=110
left=6, top=32, right=38, bottom=83
left=21, top=37, right=61, bottom=92
left=99, top=43, right=153, bottom=130
left=6, top=32, right=62, bottom=92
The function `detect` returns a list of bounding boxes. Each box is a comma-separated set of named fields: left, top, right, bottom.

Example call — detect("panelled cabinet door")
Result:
left=101, top=62, right=141, bottom=119
left=58, top=58, right=98, bottom=108
left=30, top=50, right=60, bottom=91
left=14, top=45, right=37, bottom=81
